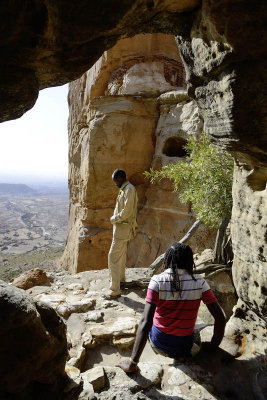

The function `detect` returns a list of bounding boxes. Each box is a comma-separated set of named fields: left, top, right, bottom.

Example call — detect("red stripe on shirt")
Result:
left=145, top=287, right=217, bottom=336
left=202, top=289, right=217, bottom=305
left=145, top=288, right=159, bottom=305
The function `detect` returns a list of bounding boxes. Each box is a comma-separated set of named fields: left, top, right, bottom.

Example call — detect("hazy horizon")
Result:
left=0, top=171, right=68, bottom=185
left=0, top=85, right=69, bottom=181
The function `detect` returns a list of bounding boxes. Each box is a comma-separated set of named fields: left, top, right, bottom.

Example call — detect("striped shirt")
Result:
left=145, top=268, right=216, bottom=336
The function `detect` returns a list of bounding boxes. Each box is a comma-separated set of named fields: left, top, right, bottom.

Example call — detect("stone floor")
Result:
left=26, top=267, right=266, bottom=400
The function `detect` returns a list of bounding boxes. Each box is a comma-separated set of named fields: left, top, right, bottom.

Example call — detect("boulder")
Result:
left=81, top=366, right=105, bottom=392
left=104, top=363, right=163, bottom=392
left=205, top=269, right=237, bottom=320
left=11, top=268, right=49, bottom=290
left=68, top=346, right=86, bottom=370
left=112, top=336, right=135, bottom=349
left=83, top=311, right=103, bottom=322
left=0, top=280, right=68, bottom=398
left=89, top=316, right=139, bottom=344
left=35, top=292, right=95, bottom=318
left=158, top=89, right=190, bottom=104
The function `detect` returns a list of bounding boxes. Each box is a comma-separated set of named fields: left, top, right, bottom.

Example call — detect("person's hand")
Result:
left=201, top=341, right=218, bottom=353
left=116, top=359, right=138, bottom=373
left=110, top=216, right=116, bottom=224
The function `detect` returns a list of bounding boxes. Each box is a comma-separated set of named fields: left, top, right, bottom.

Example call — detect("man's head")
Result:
left=112, top=169, right=127, bottom=188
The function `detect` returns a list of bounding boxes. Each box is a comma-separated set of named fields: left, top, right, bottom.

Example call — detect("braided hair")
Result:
left=163, top=242, right=196, bottom=296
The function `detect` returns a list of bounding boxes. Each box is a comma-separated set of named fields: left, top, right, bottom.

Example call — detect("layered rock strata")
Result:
left=62, top=33, right=215, bottom=273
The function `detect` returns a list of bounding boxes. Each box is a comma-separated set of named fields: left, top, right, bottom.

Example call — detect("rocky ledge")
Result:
left=2, top=260, right=263, bottom=400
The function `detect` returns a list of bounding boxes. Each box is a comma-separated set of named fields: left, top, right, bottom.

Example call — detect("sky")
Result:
left=0, top=84, right=69, bottom=183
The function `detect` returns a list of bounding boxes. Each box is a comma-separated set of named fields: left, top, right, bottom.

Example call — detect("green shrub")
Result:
left=145, top=132, right=234, bottom=228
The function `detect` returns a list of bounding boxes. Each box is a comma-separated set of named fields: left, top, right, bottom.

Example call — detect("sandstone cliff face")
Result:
left=231, top=164, right=266, bottom=318
left=61, top=34, right=214, bottom=273
left=65, top=94, right=158, bottom=273
left=1, top=0, right=266, bottom=395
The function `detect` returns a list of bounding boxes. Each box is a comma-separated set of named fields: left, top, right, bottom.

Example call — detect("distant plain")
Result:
left=0, top=180, right=68, bottom=281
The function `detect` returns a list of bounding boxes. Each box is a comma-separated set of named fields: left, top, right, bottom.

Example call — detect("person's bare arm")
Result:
left=116, top=302, right=156, bottom=372
left=202, top=301, right=226, bottom=351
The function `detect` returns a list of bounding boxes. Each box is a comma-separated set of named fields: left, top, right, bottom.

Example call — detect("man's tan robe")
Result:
left=108, top=181, right=138, bottom=294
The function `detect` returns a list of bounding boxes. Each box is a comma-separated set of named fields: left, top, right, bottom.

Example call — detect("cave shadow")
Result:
left=116, top=293, right=146, bottom=314
left=191, top=347, right=267, bottom=400
left=134, top=347, right=267, bottom=400
left=82, top=342, right=133, bottom=371
left=109, top=284, right=147, bottom=313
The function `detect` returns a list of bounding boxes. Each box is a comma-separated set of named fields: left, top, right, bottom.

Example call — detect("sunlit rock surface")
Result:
left=11, top=267, right=50, bottom=289
left=62, top=34, right=215, bottom=274
left=22, top=263, right=262, bottom=400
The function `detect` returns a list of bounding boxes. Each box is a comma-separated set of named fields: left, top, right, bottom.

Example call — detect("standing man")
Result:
left=106, top=169, right=138, bottom=299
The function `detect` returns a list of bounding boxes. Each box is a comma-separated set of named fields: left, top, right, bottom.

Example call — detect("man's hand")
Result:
left=116, top=359, right=138, bottom=373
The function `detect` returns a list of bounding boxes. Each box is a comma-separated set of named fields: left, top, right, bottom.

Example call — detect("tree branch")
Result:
left=149, top=220, right=201, bottom=275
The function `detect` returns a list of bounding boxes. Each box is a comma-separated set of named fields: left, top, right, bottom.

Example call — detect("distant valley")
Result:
left=0, top=183, right=36, bottom=194
left=0, top=180, right=69, bottom=280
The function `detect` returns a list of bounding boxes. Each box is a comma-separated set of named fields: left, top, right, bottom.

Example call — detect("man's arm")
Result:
left=116, top=302, right=156, bottom=372
left=111, top=187, right=135, bottom=224
left=203, top=301, right=226, bottom=351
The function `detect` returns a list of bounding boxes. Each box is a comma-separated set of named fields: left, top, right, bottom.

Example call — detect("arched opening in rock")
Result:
left=1, top=3, right=266, bottom=399
left=162, top=137, right=187, bottom=157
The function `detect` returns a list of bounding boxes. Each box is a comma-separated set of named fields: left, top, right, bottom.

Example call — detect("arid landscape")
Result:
left=0, top=182, right=68, bottom=281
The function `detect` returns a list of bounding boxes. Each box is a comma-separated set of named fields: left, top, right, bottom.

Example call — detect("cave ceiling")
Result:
left=0, top=0, right=266, bottom=167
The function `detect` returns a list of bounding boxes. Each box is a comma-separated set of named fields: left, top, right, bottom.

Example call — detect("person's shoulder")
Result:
left=192, top=272, right=206, bottom=285
left=153, top=269, right=171, bottom=281
left=182, top=270, right=204, bottom=282
left=125, top=182, right=136, bottom=192
left=148, top=274, right=160, bottom=290
left=192, top=272, right=204, bottom=280
left=149, top=270, right=165, bottom=283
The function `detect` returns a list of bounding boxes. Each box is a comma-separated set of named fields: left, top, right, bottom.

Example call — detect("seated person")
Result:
left=117, top=242, right=226, bottom=372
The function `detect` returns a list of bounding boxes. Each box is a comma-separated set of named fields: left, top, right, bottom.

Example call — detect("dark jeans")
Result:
left=149, top=325, right=194, bottom=359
